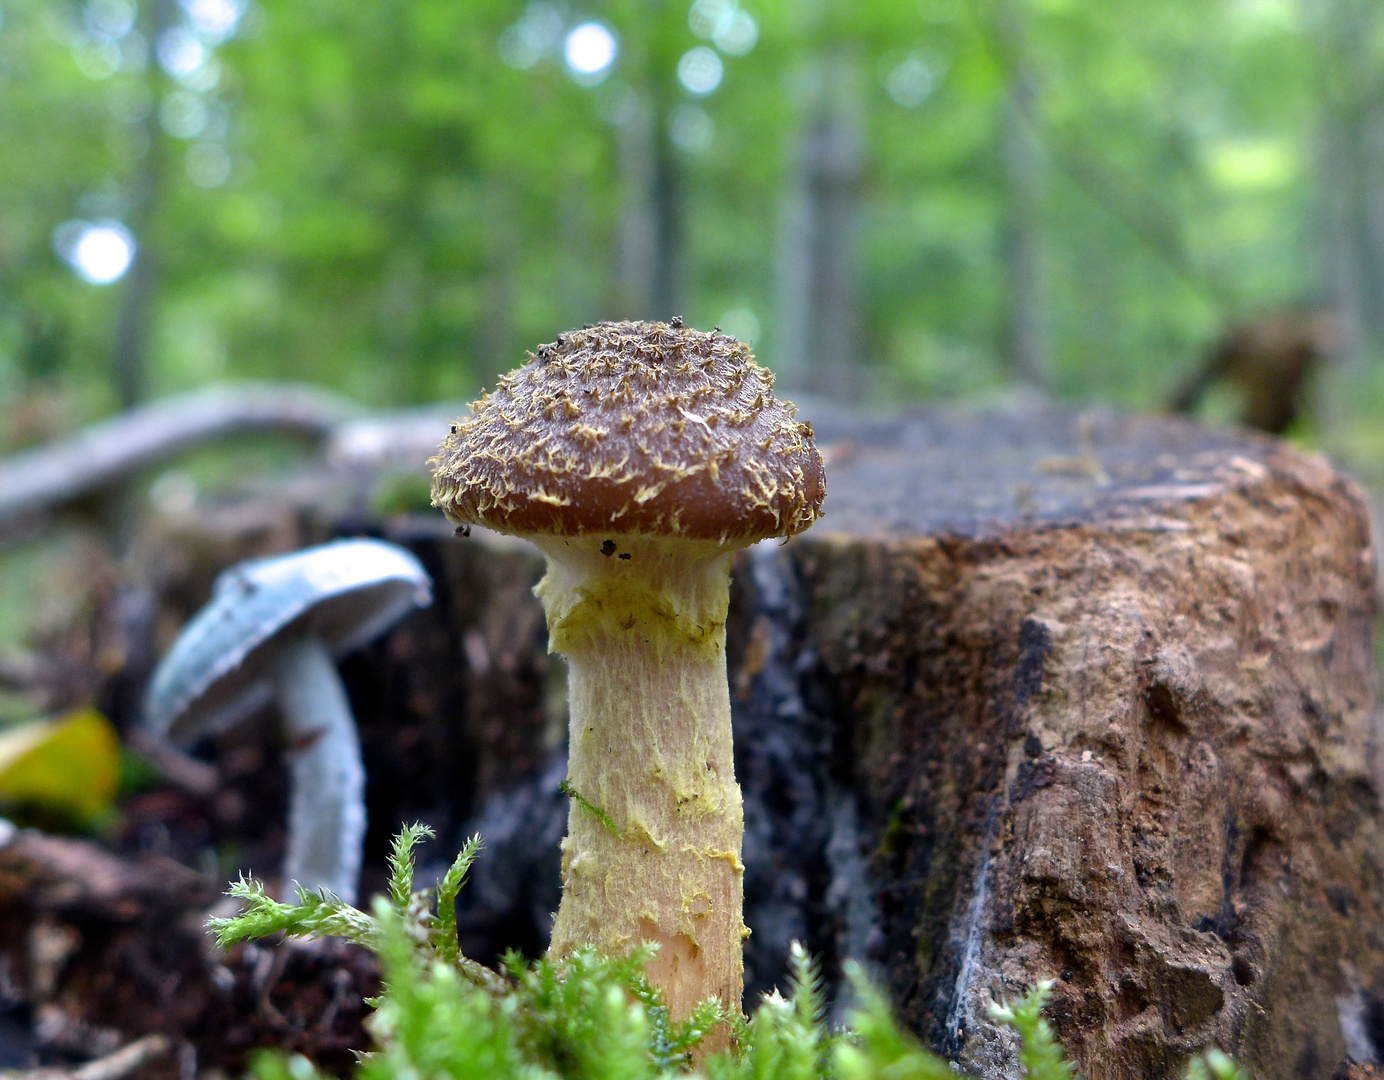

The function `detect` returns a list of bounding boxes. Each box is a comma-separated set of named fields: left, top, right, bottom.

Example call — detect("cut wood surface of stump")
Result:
left=11, top=406, right=1379, bottom=1080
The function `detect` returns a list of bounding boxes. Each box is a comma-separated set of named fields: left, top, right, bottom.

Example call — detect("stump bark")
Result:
left=786, top=409, right=1382, bottom=1079
left=17, top=407, right=1380, bottom=1079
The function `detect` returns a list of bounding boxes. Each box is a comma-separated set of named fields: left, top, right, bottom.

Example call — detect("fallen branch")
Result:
left=0, top=383, right=360, bottom=522
left=325, top=404, right=467, bottom=473
left=0, top=1033, right=172, bottom=1080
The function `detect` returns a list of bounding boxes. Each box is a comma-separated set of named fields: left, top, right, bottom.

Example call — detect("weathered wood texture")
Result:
left=794, top=411, right=1383, bottom=1079
left=14, top=407, right=1379, bottom=1078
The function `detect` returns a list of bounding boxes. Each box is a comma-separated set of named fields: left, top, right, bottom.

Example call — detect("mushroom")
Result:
left=143, top=538, right=432, bottom=904
left=430, top=320, right=823, bottom=1020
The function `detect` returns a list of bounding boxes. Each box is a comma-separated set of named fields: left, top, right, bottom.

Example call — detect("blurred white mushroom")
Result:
left=143, top=538, right=432, bottom=903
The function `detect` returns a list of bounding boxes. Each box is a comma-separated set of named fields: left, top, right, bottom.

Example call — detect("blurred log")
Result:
left=323, top=405, right=466, bottom=474
left=34, top=407, right=1384, bottom=1078
left=0, top=384, right=358, bottom=523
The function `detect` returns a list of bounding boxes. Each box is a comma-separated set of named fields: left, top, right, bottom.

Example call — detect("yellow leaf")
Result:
left=0, top=708, right=121, bottom=823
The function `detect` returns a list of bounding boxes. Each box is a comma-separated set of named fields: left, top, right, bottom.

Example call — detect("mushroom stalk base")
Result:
left=536, top=536, right=745, bottom=1022
left=273, top=636, right=367, bottom=905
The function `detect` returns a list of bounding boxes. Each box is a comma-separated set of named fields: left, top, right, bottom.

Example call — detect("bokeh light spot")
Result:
left=668, top=104, right=713, bottom=152
left=565, top=22, right=617, bottom=81
left=160, top=90, right=208, bottom=138
left=1205, top=138, right=1296, bottom=191
left=713, top=10, right=757, bottom=55
left=179, top=52, right=221, bottom=92
left=54, top=220, right=136, bottom=284
left=886, top=52, right=938, bottom=108
left=84, top=0, right=136, bottom=41
left=72, top=39, right=122, bottom=78
left=678, top=46, right=722, bottom=96
left=690, top=0, right=756, bottom=56
left=156, top=26, right=204, bottom=77
left=718, top=307, right=760, bottom=343
left=148, top=470, right=199, bottom=516
left=187, top=141, right=231, bottom=187
left=498, top=2, right=564, bottom=70
left=180, top=0, right=243, bottom=42
left=688, top=0, right=734, bottom=40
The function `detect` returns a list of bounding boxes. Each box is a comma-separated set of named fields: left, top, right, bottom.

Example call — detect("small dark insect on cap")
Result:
left=670, top=315, right=684, bottom=328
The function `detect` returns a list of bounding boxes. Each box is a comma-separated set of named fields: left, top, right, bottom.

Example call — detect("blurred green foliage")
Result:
left=0, top=0, right=1380, bottom=435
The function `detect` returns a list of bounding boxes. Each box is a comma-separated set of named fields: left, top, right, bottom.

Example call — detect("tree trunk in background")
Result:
left=1314, top=0, right=1384, bottom=365
left=1362, top=97, right=1384, bottom=342
left=110, top=0, right=175, bottom=409
left=111, top=228, right=155, bottom=410
left=775, top=53, right=863, bottom=401
left=1319, top=111, right=1365, bottom=365
left=616, top=92, right=657, bottom=319
left=379, top=248, right=424, bottom=402
left=651, top=105, right=683, bottom=323
left=616, top=88, right=682, bottom=322
left=999, top=0, right=1048, bottom=392
left=479, top=186, right=516, bottom=380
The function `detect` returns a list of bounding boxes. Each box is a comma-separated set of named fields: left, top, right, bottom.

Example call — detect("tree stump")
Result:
left=36, top=407, right=1380, bottom=1079
left=780, top=409, right=1382, bottom=1079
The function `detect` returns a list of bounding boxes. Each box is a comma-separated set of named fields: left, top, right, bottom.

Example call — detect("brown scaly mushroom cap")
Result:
left=431, top=320, right=824, bottom=543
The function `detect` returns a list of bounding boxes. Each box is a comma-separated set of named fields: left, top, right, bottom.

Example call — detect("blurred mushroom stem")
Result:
left=273, top=637, right=367, bottom=905
left=537, top=535, right=745, bottom=1022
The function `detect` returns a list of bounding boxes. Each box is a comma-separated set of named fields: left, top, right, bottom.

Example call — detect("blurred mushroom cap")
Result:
left=430, top=320, right=824, bottom=544
left=143, top=538, right=432, bottom=744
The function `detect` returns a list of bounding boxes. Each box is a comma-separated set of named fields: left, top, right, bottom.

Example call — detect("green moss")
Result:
left=561, top=778, right=623, bottom=839
left=216, top=826, right=1243, bottom=1080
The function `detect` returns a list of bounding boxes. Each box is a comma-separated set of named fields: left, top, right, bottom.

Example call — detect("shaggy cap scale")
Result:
left=430, top=320, right=824, bottom=543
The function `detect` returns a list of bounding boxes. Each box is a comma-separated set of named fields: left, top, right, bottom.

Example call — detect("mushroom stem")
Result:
left=273, top=636, right=367, bottom=905
left=536, top=535, right=745, bottom=1022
